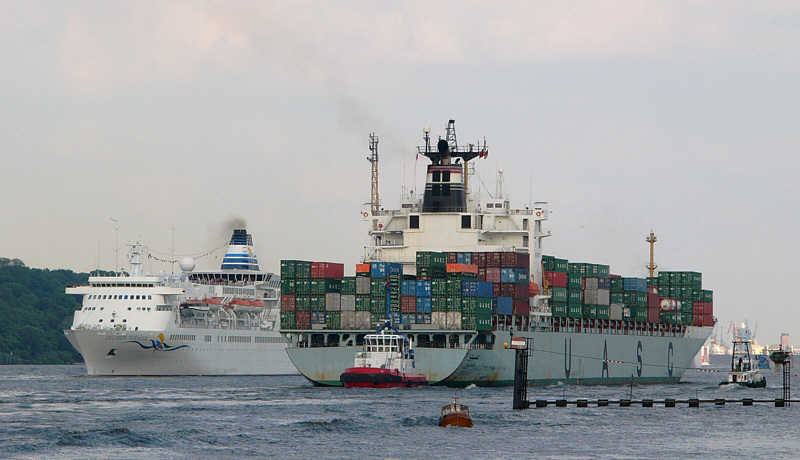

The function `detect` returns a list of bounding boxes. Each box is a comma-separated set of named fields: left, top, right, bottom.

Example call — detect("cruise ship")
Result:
left=64, top=229, right=296, bottom=375
left=281, top=120, right=714, bottom=387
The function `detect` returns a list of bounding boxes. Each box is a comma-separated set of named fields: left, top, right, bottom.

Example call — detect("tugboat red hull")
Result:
left=340, top=367, right=428, bottom=388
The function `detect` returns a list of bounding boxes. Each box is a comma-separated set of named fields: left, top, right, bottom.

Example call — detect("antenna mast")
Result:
left=646, top=230, right=658, bottom=277
left=368, top=133, right=379, bottom=216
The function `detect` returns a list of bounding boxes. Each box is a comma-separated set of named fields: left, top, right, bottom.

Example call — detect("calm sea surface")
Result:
left=1, top=365, right=799, bottom=459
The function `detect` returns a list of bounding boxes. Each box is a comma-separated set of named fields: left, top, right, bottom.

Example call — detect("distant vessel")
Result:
left=64, top=229, right=296, bottom=376
left=282, top=120, right=714, bottom=387
left=340, top=321, right=427, bottom=388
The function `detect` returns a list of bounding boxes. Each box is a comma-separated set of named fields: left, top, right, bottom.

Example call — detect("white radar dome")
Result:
left=179, top=257, right=196, bottom=273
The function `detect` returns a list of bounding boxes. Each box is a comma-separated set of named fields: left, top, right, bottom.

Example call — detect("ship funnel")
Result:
left=437, top=139, right=450, bottom=165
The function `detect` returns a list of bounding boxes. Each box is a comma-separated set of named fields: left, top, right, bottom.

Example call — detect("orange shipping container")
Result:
left=446, top=263, right=478, bottom=275
left=356, top=263, right=371, bottom=273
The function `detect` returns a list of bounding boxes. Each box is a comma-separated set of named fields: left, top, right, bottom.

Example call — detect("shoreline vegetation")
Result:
left=0, top=257, right=99, bottom=365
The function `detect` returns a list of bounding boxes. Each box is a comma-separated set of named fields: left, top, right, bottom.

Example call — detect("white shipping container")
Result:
left=431, top=312, right=447, bottom=329
left=355, top=311, right=372, bottom=329
left=356, top=276, right=371, bottom=295
left=325, top=293, right=341, bottom=311
left=340, top=294, right=356, bottom=311
left=610, top=303, right=624, bottom=321
left=341, top=311, right=357, bottom=329
left=446, top=312, right=462, bottom=330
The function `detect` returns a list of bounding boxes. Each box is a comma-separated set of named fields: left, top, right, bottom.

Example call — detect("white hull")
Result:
left=65, top=327, right=296, bottom=376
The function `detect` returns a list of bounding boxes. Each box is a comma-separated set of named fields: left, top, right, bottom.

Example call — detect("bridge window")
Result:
left=442, top=171, right=451, bottom=182
left=410, top=215, right=419, bottom=229
left=461, top=215, right=471, bottom=229
left=432, top=171, right=441, bottom=182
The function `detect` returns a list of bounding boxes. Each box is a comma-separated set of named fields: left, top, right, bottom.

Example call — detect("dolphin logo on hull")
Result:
left=126, top=333, right=190, bottom=352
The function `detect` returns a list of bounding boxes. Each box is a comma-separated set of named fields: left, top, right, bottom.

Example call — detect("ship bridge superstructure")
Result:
left=362, top=120, right=550, bottom=286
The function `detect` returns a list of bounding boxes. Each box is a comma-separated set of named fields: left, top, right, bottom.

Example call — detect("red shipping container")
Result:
left=497, top=283, right=514, bottom=297
left=647, top=293, right=659, bottom=309
left=692, top=315, right=705, bottom=327
left=703, top=314, right=715, bottom=327
left=485, top=268, right=501, bottom=283
left=514, top=300, right=530, bottom=316
left=692, top=301, right=704, bottom=315
left=473, top=252, right=487, bottom=268
left=544, top=271, right=567, bottom=288
left=516, top=252, right=530, bottom=269
left=447, top=252, right=458, bottom=264
left=514, top=283, right=529, bottom=299
left=500, top=252, right=516, bottom=267
left=311, top=262, right=344, bottom=279
left=647, top=307, right=659, bottom=323
left=296, top=311, right=311, bottom=328
left=486, top=252, right=501, bottom=268
left=477, top=268, right=486, bottom=281
left=706, top=302, right=713, bottom=316
left=401, top=296, right=417, bottom=313
left=281, top=294, right=296, bottom=312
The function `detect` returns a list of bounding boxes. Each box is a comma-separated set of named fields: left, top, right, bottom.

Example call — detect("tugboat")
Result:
left=720, top=337, right=766, bottom=388
left=439, top=396, right=473, bottom=428
left=339, top=321, right=428, bottom=388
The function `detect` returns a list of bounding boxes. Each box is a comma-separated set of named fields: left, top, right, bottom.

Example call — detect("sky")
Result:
left=1, top=1, right=798, bottom=347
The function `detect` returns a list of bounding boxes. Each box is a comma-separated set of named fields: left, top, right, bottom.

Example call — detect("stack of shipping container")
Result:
left=543, top=255, right=713, bottom=327
left=280, top=249, right=530, bottom=331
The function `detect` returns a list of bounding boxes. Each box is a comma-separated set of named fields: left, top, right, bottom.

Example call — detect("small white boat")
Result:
left=720, top=338, right=765, bottom=388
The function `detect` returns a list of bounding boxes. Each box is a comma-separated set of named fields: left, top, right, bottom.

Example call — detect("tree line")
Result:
left=0, top=257, right=101, bottom=364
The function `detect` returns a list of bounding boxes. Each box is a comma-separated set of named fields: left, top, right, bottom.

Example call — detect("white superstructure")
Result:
left=64, top=230, right=296, bottom=376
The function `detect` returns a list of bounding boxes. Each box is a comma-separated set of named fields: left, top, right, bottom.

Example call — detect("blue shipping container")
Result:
left=415, top=280, right=432, bottom=297
left=515, top=269, right=530, bottom=283
left=401, top=280, right=416, bottom=297
left=416, top=297, right=432, bottom=313
left=370, top=262, right=403, bottom=278
left=500, top=268, right=516, bottom=283
left=456, top=252, right=473, bottom=264
left=400, top=314, right=414, bottom=325
left=623, top=277, right=648, bottom=292
left=497, top=297, right=513, bottom=315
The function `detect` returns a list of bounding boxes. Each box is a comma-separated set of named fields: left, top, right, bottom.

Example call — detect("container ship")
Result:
left=64, top=229, right=296, bottom=376
left=281, top=120, right=714, bottom=386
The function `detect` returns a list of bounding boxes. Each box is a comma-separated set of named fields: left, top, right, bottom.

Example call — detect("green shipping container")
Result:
left=341, top=277, right=357, bottom=296
left=582, top=305, right=596, bottom=319
left=326, top=311, right=341, bottom=329
left=551, top=301, right=568, bottom=317
left=611, top=277, right=624, bottom=293
left=476, top=314, right=493, bottom=331
left=551, top=286, right=568, bottom=303
left=568, top=304, right=582, bottom=318
left=280, top=311, right=296, bottom=329
left=280, top=278, right=296, bottom=295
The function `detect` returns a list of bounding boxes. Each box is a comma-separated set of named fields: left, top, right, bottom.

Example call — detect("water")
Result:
left=1, top=365, right=799, bottom=459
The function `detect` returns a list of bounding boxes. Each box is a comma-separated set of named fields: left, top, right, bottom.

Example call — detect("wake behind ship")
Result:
left=280, top=120, right=714, bottom=387
left=64, top=229, right=296, bottom=376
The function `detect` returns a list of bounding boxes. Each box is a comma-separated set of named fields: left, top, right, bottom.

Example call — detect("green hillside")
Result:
left=0, top=258, right=91, bottom=364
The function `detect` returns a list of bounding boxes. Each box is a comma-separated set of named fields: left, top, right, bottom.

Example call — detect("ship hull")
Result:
left=340, top=367, right=427, bottom=388
left=65, top=328, right=296, bottom=376
left=285, top=326, right=712, bottom=386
